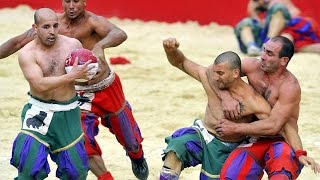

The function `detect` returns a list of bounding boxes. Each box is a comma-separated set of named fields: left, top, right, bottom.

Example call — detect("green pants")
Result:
left=11, top=95, right=89, bottom=179
left=163, top=119, right=241, bottom=179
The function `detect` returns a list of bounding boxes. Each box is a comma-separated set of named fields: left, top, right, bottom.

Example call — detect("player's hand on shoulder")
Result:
left=163, top=38, right=180, bottom=52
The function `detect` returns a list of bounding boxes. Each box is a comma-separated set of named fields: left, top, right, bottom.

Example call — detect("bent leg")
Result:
left=220, top=148, right=264, bottom=180
left=52, top=139, right=89, bottom=180
left=160, top=151, right=181, bottom=180
left=10, top=133, right=50, bottom=180
left=263, top=3, right=291, bottom=40
left=103, top=102, right=144, bottom=160
left=234, top=18, right=262, bottom=55
left=81, top=112, right=113, bottom=177
left=161, top=127, right=204, bottom=179
left=267, top=11, right=286, bottom=38
left=103, top=102, right=148, bottom=179
left=281, top=17, right=320, bottom=52
left=298, top=43, right=320, bottom=53
left=265, top=141, right=303, bottom=180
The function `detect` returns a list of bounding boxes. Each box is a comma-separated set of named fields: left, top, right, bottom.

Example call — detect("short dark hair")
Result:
left=271, top=36, right=295, bottom=60
left=34, top=10, right=40, bottom=24
left=34, top=8, right=56, bottom=25
left=214, top=51, right=241, bottom=71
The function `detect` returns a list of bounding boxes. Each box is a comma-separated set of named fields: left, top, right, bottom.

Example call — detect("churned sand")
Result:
left=0, top=5, right=319, bottom=180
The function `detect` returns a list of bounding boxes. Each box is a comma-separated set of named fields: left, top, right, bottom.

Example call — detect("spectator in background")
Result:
left=235, top=0, right=320, bottom=56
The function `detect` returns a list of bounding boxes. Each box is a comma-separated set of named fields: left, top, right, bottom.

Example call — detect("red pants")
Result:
left=79, top=73, right=144, bottom=160
left=220, top=138, right=303, bottom=180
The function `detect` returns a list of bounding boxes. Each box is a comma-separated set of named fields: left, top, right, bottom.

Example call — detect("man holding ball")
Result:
left=11, top=8, right=91, bottom=179
left=0, top=0, right=149, bottom=179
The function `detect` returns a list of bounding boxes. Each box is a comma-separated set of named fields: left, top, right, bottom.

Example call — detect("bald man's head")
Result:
left=34, top=8, right=57, bottom=25
left=214, top=51, right=241, bottom=71
left=32, top=8, right=59, bottom=46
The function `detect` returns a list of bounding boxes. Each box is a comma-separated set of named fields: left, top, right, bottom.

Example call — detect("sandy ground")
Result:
left=0, top=6, right=319, bottom=180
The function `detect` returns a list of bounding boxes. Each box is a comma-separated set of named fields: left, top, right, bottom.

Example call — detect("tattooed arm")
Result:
left=0, top=28, right=36, bottom=59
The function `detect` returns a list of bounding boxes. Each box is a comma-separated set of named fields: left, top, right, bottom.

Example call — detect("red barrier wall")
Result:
left=1, top=0, right=320, bottom=26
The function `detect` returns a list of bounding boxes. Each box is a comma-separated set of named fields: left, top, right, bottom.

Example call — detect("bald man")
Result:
left=10, top=8, right=91, bottom=179
left=0, top=1, right=148, bottom=179
left=160, top=37, right=319, bottom=179
left=160, top=38, right=272, bottom=179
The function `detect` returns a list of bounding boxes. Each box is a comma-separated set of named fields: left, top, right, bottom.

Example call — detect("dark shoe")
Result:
left=131, top=158, right=149, bottom=180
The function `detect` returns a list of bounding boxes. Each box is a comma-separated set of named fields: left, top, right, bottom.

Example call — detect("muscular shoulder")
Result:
left=56, top=13, right=63, bottom=19
left=241, top=57, right=260, bottom=75
left=19, top=40, right=36, bottom=58
left=57, top=35, right=82, bottom=49
left=17, top=41, right=38, bottom=69
left=86, top=11, right=115, bottom=30
left=280, top=71, right=301, bottom=95
left=86, top=11, right=107, bottom=24
left=242, top=83, right=271, bottom=117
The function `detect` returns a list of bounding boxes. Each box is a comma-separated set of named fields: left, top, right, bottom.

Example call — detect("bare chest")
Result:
left=37, top=50, right=67, bottom=77
left=248, top=76, right=279, bottom=106
left=58, top=25, right=97, bottom=48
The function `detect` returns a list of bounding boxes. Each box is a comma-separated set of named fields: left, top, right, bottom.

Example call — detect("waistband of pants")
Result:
left=75, top=70, right=115, bottom=92
left=28, top=96, right=79, bottom=112
left=193, top=119, right=242, bottom=147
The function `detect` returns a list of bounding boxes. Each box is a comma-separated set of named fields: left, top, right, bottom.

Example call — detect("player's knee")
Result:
left=160, top=166, right=179, bottom=180
left=235, top=18, right=257, bottom=35
left=273, top=141, right=295, bottom=159
left=269, top=169, right=292, bottom=180
left=271, top=11, right=286, bottom=21
left=268, top=3, right=291, bottom=21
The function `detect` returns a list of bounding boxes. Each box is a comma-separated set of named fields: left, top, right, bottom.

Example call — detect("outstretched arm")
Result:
left=163, top=38, right=204, bottom=81
left=0, top=28, right=36, bottom=59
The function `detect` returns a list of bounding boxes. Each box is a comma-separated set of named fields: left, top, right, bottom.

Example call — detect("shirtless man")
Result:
left=10, top=8, right=92, bottom=179
left=160, top=38, right=316, bottom=179
left=215, top=36, right=320, bottom=179
left=0, top=1, right=148, bottom=179
left=235, top=0, right=320, bottom=56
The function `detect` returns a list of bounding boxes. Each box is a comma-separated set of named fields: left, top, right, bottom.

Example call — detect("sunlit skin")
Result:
left=0, top=1, right=128, bottom=178
left=33, top=14, right=59, bottom=47
left=62, top=0, right=86, bottom=20
left=212, top=63, right=236, bottom=90
left=260, top=40, right=283, bottom=73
